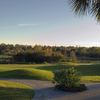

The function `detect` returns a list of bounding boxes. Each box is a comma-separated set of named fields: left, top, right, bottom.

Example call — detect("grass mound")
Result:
left=0, top=80, right=34, bottom=100
left=0, top=69, right=54, bottom=80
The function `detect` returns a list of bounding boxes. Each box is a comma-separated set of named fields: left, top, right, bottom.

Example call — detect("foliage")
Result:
left=14, top=51, right=64, bottom=63
left=1, top=43, right=100, bottom=63
left=70, top=0, right=100, bottom=21
left=53, top=67, right=81, bottom=88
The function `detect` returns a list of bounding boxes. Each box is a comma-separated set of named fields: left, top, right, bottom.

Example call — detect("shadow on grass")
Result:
left=36, top=63, right=100, bottom=76
left=0, top=70, right=35, bottom=79
left=0, top=69, right=53, bottom=80
left=0, top=87, right=34, bottom=100
left=36, top=64, right=69, bottom=71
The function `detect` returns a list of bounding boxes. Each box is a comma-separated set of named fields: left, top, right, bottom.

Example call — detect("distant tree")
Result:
left=1, top=43, right=100, bottom=63
left=70, top=49, right=78, bottom=63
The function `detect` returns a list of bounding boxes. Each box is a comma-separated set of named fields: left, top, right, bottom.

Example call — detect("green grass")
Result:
left=0, top=63, right=100, bottom=82
left=36, top=62, right=100, bottom=76
left=81, top=76, right=100, bottom=83
left=0, top=69, right=53, bottom=80
left=0, top=80, right=34, bottom=100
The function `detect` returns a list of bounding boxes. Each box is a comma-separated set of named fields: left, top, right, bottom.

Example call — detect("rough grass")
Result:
left=0, top=63, right=100, bottom=82
left=0, top=81, right=34, bottom=100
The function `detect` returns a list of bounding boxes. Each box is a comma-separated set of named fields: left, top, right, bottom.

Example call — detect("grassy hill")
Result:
left=0, top=63, right=100, bottom=82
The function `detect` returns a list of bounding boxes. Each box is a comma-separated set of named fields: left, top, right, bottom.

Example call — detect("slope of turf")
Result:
left=0, top=69, right=54, bottom=80
left=0, top=80, right=34, bottom=100
left=0, top=63, right=100, bottom=82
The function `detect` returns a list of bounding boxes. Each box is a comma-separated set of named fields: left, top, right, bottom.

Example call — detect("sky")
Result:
left=0, top=0, right=100, bottom=47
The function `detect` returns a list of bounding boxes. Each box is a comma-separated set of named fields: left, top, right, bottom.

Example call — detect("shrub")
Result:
left=53, top=67, right=81, bottom=88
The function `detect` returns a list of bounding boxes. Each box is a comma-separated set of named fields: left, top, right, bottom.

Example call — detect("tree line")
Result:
left=0, top=43, right=100, bottom=63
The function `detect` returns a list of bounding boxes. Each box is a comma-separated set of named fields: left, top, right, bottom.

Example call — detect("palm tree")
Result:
left=70, top=0, right=100, bottom=21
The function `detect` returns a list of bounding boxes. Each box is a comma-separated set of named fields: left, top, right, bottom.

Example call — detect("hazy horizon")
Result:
left=0, top=0, right=100, bottom=47
left=0, top=42, right=100, bottom=48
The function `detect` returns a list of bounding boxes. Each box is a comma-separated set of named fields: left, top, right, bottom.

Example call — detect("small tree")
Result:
left=53, top=67, right=81, bottom=88
left=70, top=50, right=78, bottom=63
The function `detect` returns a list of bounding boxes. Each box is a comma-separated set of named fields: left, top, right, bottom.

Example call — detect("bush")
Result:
left=53, top=67, right=87, bottom=92
left=54, top=67, right=80, bottom=87
left=53, top=67, right=80, bottom=88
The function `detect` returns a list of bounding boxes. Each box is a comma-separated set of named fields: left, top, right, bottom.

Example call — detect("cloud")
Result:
left=0, top=23, right=38, bottom=29
left=17, top=24, right=38, bottom=27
